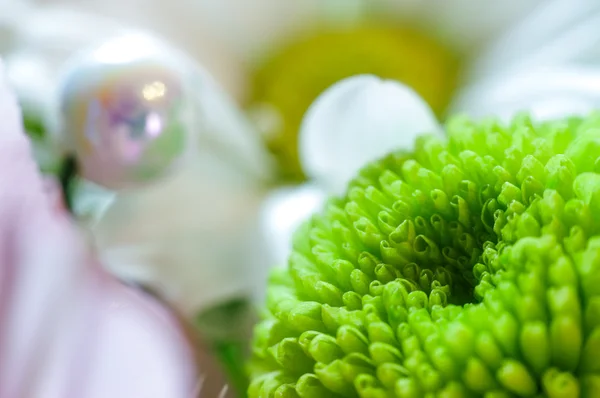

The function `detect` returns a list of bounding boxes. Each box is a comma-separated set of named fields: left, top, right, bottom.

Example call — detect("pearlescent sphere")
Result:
left=59, top=35, right=192, bottom=189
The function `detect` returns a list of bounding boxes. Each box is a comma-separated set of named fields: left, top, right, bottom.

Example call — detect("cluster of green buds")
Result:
left=249, top=112, right=600, bottom=397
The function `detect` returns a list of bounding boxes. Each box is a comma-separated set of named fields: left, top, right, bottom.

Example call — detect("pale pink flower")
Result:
left=0, top=59, right=199, bottom=398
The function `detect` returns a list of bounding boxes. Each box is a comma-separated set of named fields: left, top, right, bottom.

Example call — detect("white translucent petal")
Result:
left=469, top=0, right=600, bottom=79
left=377, top=0, right=542, bottom=54
left=260, top=183, right=327, bottom=270
left=190, top=63, right=276, bottom=182
left=300, top=74, right=441, bottom=196
left=90, top=156, right=269, bottom=316
left=452, top=66, right=600, bottom=123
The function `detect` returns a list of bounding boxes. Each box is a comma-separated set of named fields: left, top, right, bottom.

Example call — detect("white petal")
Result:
left=90, top=156, right=269, bottom=316
left=191, top=63, right=276, bottom=182
left=260, top=183, right=327, bottom=270
left=378, top=0, right=543, bottom=54
left=299, top=75, right=440, bottom=196
left=452, top=66, right=600, bottom=123
left=468, top=0, right=600, bottom=79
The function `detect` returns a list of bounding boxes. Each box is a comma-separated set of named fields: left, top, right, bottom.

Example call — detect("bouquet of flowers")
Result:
left=3, top=1, right=600, bottom=397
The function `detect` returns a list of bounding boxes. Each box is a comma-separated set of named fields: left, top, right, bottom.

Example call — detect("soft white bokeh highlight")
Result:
left=300, top=75, right=441, bottom=196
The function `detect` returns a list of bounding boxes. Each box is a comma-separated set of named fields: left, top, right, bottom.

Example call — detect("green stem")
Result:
left=59, top=155, right=78, bottom=213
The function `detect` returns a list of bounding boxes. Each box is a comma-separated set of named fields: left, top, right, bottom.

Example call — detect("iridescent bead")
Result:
left=58, top=34, right=193, bottom=189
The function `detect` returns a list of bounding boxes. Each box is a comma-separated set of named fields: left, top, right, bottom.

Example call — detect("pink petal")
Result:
left=0, top=60, right=198, bottom=398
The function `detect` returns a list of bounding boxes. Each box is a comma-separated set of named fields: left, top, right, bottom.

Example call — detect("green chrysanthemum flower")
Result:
left=249, top=112, right=600, bottom=397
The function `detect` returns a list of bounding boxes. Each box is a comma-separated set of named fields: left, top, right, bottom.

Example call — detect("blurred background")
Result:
left=1, top=0, right=551, bottom=178
left=2, top=0, right=600, bottom=397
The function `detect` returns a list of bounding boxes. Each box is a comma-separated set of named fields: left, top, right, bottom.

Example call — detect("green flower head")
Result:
left=249, top=112, right=600, bottom=397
